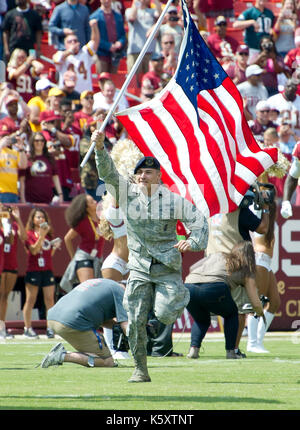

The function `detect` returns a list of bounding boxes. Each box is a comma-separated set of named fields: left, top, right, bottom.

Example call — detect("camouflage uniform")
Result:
left=95, top=148, right=208, bottom=381
left=80, top=137, right=99, bottom=191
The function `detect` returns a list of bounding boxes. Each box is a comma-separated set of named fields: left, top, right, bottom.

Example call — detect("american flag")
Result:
left=116, top=0, right=278, bottom=218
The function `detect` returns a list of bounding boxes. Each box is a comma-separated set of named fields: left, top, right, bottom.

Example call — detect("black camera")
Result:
left=262, top=41, right=273, bottom=53
left=240, top=182, right=275, bottom=210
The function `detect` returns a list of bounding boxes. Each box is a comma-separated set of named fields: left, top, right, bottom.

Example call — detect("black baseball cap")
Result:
left=134, top=157, right=161, bottom=174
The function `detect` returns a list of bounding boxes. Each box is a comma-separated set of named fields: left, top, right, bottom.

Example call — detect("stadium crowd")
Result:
left=0, top=0, right=300, bottom=381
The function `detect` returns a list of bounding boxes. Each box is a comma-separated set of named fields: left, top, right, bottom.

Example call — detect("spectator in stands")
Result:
left=96, top=72, right=129, bottom=111
left=139, top=80, right=155, bottom=103
left=27, top=78, right=54, bottom=133
left=268, top=78, right=300, bottom=138
left=60, top=70, right=81, bottom=109
left=23, top=207, right=61, bottom=338
left=269, top=106, right=281, bottom=125
left=74, top=90, right=95, bottom=134
left=283, top=27, right=300, bottom=79
left=207, top=15, right=239, bottom=65
left=0, top=0, right=8, bottom=61
left=249, top=100, right=277, bottom=143
left=19, top=131, right=63, bottom=204
left=48, top=0, right=91, bottom=50
left=125, top=0, right=161, bottom=87
left=160, top=33, right=178, bottom=76
left=7, top=48, right=44, bottom=103
left=40, top=109, right=73, bottom=201
left=53, top=20, right=99, bottom=94
left=90, top=0, right=127, bottom=74
left=93, top=78, right=129, bottom=113
left=187, top=0, right=207, bottom=31
left=223, top=44, right=249, bottom=85
left=45, top=86, right=66, bottom=114
left=0, top=93, right=31, bottom=133
left=60, top=193, right=105, bottom=292
left=2, top=0, right=43, bottom=62
left=251, top=35, right=288, bottom=97
left=141, top=53, right=165, bottom=92
left=237, top=64, right=268, bottom=120
left=159, top=5, right=183, bottom=55
left=0, top=205, right=27, bottom=339
left=278, top=120, right=297, bottom=154
left=262, top=126, right=279, bottom=147
left=233, top=0, right=275, bottom=62
left=273, top=0, right=297, bottom=58
left=59, top=97, right=82, bottom=168
left=0, top=83, right=31, bottom=120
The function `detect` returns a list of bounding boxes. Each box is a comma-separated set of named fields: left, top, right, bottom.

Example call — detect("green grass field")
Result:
left=0, top=332, right=299, bottom=411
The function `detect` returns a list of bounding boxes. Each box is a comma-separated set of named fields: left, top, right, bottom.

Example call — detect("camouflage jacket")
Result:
left=95, top=148, right=208, bottom=273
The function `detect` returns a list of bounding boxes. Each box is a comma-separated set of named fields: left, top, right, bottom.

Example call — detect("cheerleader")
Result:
left=0, top=205, right=27, bottom=339
left=23, top=208, right=61, bottom=338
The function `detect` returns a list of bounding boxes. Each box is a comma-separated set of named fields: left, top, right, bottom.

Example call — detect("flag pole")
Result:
left=80, top=0, right=175, bottom=168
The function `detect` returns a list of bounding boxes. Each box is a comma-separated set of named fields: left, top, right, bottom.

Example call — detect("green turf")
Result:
left=0, top=334, right=299, bottom=411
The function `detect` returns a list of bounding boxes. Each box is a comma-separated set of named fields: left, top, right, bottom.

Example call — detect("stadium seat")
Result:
left=234, top=2, right=253, bottom=16
left=265, top=2, right=282, bottom=16
left=227, top=28, right=245, bottom=44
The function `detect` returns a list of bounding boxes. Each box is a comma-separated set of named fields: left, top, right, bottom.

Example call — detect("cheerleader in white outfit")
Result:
left=247, top=199, right=281, bottom=353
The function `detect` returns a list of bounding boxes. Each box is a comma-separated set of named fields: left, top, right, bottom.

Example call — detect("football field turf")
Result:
left=0, top=332, right=299, bottom=411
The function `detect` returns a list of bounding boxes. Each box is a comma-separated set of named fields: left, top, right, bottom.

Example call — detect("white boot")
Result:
left=247, top=314, right=259, bottom=352
left=0, top=320, right=6, bottom=338
left=256, top=310, right=274, bottom=353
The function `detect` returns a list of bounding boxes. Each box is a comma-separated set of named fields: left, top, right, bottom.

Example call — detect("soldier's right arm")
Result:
left=92, top=130, right=127, bottom=204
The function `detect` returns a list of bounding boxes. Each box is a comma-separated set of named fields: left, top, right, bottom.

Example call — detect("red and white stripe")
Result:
left=117, top=76, right=277, bottom=218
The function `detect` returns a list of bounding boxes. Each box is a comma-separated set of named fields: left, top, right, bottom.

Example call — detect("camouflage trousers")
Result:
left=123, top=265, right=190, bottom=367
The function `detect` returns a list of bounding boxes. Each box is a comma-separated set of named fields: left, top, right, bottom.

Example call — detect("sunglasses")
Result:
left=34, top=138, right=45, bottom=142
left=260, top=110, right=270, bottom=113
left=217, top=22, right=227, bottom=26
left=239, top=52, right=249, bottom=56
left=163, top=41, right=174, bottom=45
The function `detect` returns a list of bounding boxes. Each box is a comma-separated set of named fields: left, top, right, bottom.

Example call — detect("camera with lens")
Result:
left=261, top=41, right=273, bottom=53
left=240, top=181, right=275, bottom=210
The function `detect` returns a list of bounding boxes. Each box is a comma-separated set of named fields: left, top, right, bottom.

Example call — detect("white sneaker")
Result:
left=112, top=350, right=130, bottom=359
left=41, top=342, right=66, bottom=368
left=247, top=344, right=257, bottom=352
left=254, top=345, right=269, bottom=353
left=247, top=345, right=269, bottom=353
left=24, top=327, right=39, bottom=339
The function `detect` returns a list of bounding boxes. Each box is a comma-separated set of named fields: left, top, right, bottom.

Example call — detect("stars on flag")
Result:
left=176, top=18, right=227, bottom=106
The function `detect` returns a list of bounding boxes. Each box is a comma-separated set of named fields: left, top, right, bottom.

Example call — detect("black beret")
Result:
left=134, top=156, right=161, bottom=174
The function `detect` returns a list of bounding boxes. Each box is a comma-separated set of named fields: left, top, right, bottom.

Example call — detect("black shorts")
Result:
left=25, top=271, right=55, bottom=288
left=75, top=260, right=94, bottom=271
